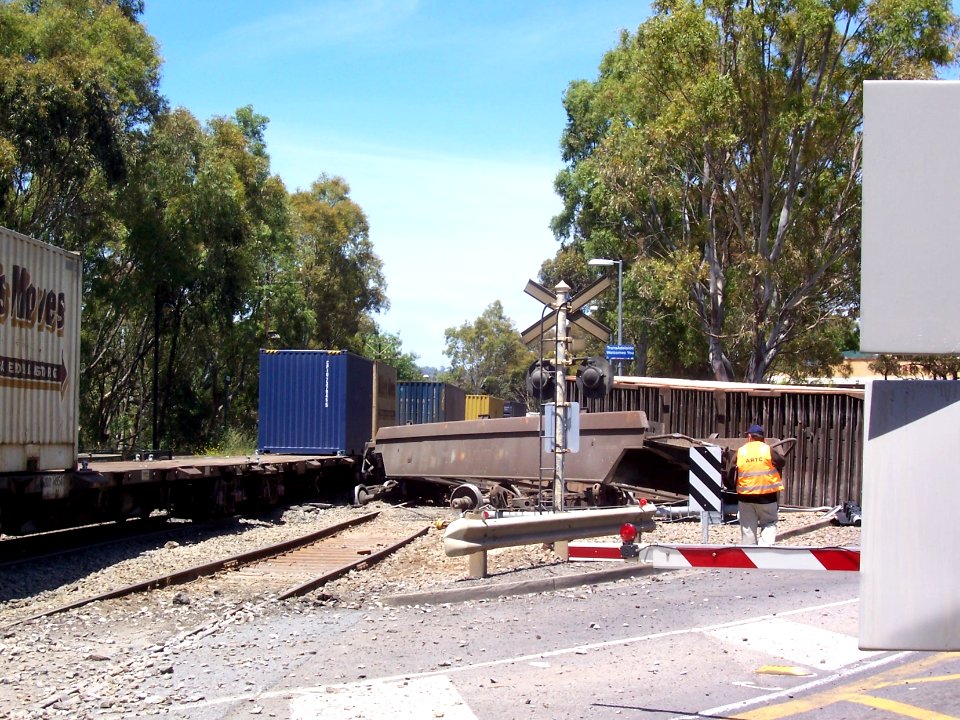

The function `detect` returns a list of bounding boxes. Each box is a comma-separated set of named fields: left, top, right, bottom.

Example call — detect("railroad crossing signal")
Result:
left=576, top=356, right=613, bottom=399
left=525, top=359, right=556, bottom=402
left=520, top=276, right=613, bottom=346
left=522, top=277, right=615, bottom=513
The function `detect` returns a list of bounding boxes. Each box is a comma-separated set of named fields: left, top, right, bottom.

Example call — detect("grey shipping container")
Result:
left=397, top=381, right=466, bottom=424
left=502, top=401, right=528, bottom=418
left=258, top=350, right=374, bottom=456
left=0, top=227, right=82, bottom=473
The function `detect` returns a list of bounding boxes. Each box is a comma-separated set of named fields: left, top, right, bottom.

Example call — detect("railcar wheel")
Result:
left=354, top=484, right=371, bottom=506
left=449, top=483, right=484, bottom=511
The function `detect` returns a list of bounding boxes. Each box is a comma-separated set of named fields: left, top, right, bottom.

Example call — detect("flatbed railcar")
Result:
left=0, top=453, right=357, bottom=535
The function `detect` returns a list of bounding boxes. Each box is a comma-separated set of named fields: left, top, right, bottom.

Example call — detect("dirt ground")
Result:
left=319, top=503, right=861, bottom=602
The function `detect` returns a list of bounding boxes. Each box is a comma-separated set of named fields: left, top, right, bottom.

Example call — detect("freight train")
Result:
left=1, top=227, right=745, bottom=536
left=257, top=349, right=738, bottom=512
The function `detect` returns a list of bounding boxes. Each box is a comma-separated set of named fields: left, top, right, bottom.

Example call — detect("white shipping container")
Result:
left=0, top=226, right=81, bottom=473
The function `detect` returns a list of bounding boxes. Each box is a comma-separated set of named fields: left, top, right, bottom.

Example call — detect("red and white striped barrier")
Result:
left=567, top=542, right=624, bottom=561
left=641, top=544, right=860, bottom=571
left=567, top=542, right=860, bottom=571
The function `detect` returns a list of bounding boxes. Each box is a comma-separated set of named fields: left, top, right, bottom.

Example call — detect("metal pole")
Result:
left=554, top=281, right=570, bottom=512
left=617, top=260, right=623, bottom=377
left=152, top=290, right=160, bottom=452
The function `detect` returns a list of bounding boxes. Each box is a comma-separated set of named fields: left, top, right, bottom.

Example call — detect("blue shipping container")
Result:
left=258, top=350, right=373, bottom=456
left=397, top=381, right=466, bottom=424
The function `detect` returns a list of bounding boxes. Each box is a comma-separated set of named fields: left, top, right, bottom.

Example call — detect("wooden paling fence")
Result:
left=567, top=376, right=864, bottom=508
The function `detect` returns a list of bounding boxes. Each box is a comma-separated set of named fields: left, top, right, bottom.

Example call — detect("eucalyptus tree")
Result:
left=82, top=107, right=293, bottom=451
left=0, top=0, right=163, bottom=245
left=442, top=301, right=535, bottom=400
left=289, top=175, right=387, bottom=350
left=553, top=0, right=957, bottom=382
left=358, top=327, right=423, bottom=381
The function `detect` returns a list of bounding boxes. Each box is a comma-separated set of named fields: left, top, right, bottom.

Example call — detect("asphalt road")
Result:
left=139, top=566, right=959, bottom=719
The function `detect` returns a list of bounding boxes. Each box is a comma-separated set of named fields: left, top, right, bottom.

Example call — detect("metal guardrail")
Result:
left=443, top=504, right=657, bottom=578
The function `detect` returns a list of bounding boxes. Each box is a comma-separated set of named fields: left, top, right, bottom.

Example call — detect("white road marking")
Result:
left=172, top=598, right=861, bottom=712
left=705, top=617, right=881, bottom=671
left=672, top=651, right=915, bottom=720
left=291, top=675, right=478, bottom=720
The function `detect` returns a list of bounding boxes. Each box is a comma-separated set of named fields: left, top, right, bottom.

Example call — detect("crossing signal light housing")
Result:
left=576, top=356, right=613, bottom=399
left=526, top=359, right=556, bottom=403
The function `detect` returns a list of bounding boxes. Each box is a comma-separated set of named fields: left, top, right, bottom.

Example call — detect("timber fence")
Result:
left=567, top=376, right=864, bottom=508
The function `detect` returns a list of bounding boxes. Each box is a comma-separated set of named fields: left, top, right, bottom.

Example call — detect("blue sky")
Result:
left=140, top=1, right=653, bottom=368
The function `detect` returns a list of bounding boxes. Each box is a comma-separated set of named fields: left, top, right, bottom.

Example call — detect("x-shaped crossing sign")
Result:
left=520, top=276, right=613, bottom=346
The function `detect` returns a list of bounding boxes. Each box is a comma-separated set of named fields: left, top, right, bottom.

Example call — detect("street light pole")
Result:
left=616, top=259, right=623, bottom=350
left=588, top=257, right=624, bottom=375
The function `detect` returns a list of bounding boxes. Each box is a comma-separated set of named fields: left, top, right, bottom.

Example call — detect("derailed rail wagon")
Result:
left=360, top=412, right=757, bottom=512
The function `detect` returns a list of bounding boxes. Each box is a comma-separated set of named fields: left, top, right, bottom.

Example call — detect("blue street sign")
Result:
left=605, top=344, right=635, bottom=361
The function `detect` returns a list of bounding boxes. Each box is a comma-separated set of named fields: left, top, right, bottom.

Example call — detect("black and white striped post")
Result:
left=689, top=445, right=724, bottom=542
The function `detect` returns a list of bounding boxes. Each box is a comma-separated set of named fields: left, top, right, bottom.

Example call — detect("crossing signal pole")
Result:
left=522, top=277, right=614, bottom=512
left=553, top=282, right=570, bottom=511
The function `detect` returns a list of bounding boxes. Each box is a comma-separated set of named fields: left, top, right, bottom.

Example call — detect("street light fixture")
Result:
left=588, top=257, right=623, bottom=375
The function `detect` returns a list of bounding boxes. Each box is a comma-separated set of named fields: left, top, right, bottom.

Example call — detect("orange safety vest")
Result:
left=736, top=441, right=784, bottom=495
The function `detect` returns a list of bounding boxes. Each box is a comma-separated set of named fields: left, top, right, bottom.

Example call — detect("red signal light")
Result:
left=620, top=522, right=638, bottom=543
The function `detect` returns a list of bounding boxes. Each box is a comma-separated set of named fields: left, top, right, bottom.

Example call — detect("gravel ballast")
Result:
left=0, top=501, right=860, bottom=718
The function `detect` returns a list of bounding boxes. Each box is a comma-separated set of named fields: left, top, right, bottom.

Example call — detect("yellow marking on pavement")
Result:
left=737, top=653, right=959, bottom=720
left=842, top=693, right=960, bottom=720
left=756, top=666, right=814, bottom=677
left=871, top=674, right=960, bottom=690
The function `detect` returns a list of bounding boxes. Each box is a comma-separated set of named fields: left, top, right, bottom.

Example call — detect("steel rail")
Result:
left=2, top=511, right=382, bottom=628
left=276, top=525, right=430, bottom=600
left=0, top=516, right=174, bottom=566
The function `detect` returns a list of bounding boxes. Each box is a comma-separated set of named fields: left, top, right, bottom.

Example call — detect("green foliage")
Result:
left=203, top=428, right=257, bottom=457
left=771, top=315, right=858, bottom=382
left=870, top=355, right=960, bottom=380
left=0, top=0, right=163, bottom=242
left=868, top=354, right=909, bottom=380
left=441, top=301, right=535, bottom=400
left=538, top=245, right=594, bottom=294
left=78, top=105, right=295, bottom=451
left=289, top=176, right=387, bottom=350
left=553, top=0, right=958, bottom=382
left=358, top=328, right=423, bottom=381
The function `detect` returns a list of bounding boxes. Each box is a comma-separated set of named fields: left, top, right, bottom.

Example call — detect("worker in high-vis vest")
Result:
left=735, top=424, right=785, bottom=546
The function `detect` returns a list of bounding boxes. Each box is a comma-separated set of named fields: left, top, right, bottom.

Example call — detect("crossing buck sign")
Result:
left=520, top=276, right=613, bottom=347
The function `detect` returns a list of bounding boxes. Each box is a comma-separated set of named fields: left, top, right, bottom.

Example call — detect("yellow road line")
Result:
left=843, top=693, right=960, bottom=720
left=871, top=674, right=960, bottom=690
left=738, top=653, right=959, bottom=720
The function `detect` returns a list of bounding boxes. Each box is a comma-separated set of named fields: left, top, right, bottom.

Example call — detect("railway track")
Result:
left=0, top=516, right=176, bottom=566
left=2, top=510, right=430, bottom=629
